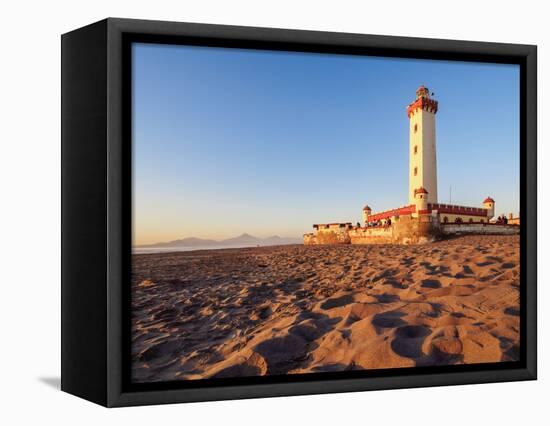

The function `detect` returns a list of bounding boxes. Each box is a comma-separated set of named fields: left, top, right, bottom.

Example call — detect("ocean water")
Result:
left=132, top=243, right=293, bottom=254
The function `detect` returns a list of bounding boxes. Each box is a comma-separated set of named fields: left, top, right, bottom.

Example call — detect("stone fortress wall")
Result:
left=303, top=215, right=519, bottom=246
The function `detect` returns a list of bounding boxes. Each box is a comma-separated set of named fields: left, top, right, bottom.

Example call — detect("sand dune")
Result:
left=131, top=235, right=520, bottom=382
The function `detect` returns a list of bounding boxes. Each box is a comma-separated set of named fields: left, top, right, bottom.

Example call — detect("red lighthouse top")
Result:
left=416, top=85, right=430, bottom=97
left=483, top=196, right=495, bottom=204
left=407, top=85, right=438, bottom=118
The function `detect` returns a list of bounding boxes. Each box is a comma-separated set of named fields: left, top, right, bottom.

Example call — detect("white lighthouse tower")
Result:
left=407, top=86, right=439, bottom=205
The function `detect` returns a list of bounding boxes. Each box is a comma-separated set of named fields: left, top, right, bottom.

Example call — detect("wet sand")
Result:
left=131, top=235, right=520, bottom=382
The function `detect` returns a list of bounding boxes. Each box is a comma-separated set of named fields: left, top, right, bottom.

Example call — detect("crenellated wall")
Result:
left=441, top=223, right=519, bottom=235
left=317, top=215, right=441, bottom=245
left=304, top=223, right=352, bottom=245
left=303, top=214, right=518, bottom=245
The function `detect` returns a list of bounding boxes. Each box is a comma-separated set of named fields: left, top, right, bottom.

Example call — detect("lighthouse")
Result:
left=407, top=86, right=438, bottom=204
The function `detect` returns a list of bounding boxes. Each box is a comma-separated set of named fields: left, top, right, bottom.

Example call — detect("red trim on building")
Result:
left=442, top=222, right=518, bottom=227
left=367, top=205, right=416, bottom=221
left=428, top=203, right=488, bottom=217
left=407, top=97, right=438, bottom=118
left=367, top=203, right=488, bottom=222
left=313, top=222, right=353, bottom=229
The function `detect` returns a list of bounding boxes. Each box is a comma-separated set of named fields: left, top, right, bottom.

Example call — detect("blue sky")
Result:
left=132, top=43, right=519, bottom=244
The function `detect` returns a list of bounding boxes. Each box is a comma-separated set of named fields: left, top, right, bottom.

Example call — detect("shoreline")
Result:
left=132, top=243, right=304, bottom=255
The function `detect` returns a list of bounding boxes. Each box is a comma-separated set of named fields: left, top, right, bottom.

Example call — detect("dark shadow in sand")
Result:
left=289, top=323, right=328, bottom=341
left=253, top=334, right=309, bottom=375
left=384, top=279, right=408, bottom=289
left=463, top=265, right=474, bottom=275
left=391, top=325, right=431, bottom=359
left=421, top=279, right=441, bottom=289
left=210, top=364, right=262, bottom=379
left=373, top=293, right=401, bottom=303
left=424, top=302, right=444, bottom=318
left=420, top=262, right=436, bottom=271
left=278, top=278, right=306, bottom=295
left=421, top=347, right=464, bottom=366
left=310, top=363, right=351, bottom=372
left=372, top=268, right=399, bottom=282
left=372, top=311, right=407, bottom=329
left=504, top=307, right=520, bottom=316
left=400, top=257, right=415, bottom=266
left=254, top=313, right=343, bottom=375
left=321, top=294, right=354, bottom=310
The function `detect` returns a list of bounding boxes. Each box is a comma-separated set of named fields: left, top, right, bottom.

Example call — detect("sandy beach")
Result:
left=131, top=235, right=520, bottom=382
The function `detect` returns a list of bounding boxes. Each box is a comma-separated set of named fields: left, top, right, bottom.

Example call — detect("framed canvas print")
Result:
left=61, top=18, right=537, bottom=407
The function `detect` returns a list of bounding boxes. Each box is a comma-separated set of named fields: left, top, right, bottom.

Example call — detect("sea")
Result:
left=132, top=243, right=296, bottom=254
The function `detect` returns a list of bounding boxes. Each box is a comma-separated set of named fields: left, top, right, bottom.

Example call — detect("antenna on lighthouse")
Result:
left=449, top=186, right=452, bottom=204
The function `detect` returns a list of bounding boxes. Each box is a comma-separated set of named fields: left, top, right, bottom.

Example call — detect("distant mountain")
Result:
left=137, top=233, right=302, bottom=248
left=217, top=233, right=261, bottom=246
left=140, top=236, right=218, bottom=248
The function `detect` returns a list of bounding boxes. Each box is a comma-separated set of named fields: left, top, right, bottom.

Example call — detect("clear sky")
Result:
left=132, top=42, right=520, bottom=245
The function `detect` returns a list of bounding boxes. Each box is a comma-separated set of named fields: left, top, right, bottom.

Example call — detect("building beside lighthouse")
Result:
left=303, top=86, right=518, bottom=245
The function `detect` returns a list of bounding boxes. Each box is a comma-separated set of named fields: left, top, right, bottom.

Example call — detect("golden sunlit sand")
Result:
left=131, top=235, right=519, bottom=382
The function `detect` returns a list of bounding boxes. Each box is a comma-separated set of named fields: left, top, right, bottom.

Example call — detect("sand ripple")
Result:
left=131, top=235, right=520, bottom=382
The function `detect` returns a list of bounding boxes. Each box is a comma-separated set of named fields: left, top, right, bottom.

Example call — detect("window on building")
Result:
left=443, top=216, right=449, bottom=223
left=414, top=167, right=418, bottom=176
left=469, top=218, right=473, bottom=223
left=414, top=145, right=418, bottom=155
left=414, top=124, right=418, bottom=133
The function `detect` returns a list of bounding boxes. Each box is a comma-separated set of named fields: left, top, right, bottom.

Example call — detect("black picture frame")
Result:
left=61, top=17, right=537, bottom=407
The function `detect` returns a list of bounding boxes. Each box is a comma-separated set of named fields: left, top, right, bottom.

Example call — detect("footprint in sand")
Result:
left=288, top=321, right=326, bottom=342
left=420, top=279, right=442, bottom=289
left=210, top=353, right=268, bottom=378
left=139, top=339, right=182, bottom=362
left=476, top=260, right=496, bottom=267
left=503, top=307, right=520, bottom=316
left=374, top=293, right=401, bottom=303
left=320, top=294, right=355, bottom=310
left=253, top=334, right=309, bottom=375
left=390, top=325, right=432, bottom=359
left=371, top=311, right=408, bottom=329
left=384, top=279, right=408, bottom=289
